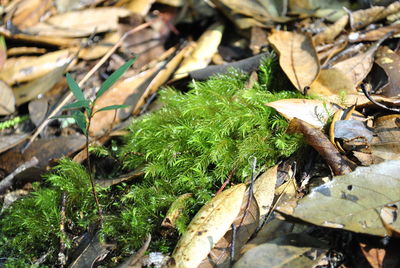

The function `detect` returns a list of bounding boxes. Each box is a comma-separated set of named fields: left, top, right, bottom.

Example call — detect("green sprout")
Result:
left=54, top=58, right=136, bottom=223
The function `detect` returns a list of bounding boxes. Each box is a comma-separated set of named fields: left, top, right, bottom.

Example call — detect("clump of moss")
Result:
left=0, top=55, right=304, bottom=266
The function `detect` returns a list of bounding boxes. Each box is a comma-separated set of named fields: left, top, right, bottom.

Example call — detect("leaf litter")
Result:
left=1, top=0, right=400, bottom=267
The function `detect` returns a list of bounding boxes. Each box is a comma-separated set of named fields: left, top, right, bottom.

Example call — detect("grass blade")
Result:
left=66, top=73, right=85, bottom=101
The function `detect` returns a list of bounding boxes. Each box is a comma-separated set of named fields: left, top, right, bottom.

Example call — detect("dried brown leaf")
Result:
left=0, top=80, right=15, bottom=115
left=169, top=184, right=246, bottom=268
left=268, top=31, right=320, bottom=93
left=287, top=118, right=353, bottom=175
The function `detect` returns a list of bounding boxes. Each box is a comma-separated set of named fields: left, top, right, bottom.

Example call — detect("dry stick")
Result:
left=24, top=19, right=157, bottom=151
left=0, top=156, right=39, bottom=194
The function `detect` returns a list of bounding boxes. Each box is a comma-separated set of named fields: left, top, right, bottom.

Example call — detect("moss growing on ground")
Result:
left=0, top=55, right=304, bottom=266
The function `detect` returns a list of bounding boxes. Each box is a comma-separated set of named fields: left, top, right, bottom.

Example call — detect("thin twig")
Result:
left=0, top=156, right=39, bottom=194
left=24, top=19, right=158, bottom=151
left=361, top=84, right=400, bottom=113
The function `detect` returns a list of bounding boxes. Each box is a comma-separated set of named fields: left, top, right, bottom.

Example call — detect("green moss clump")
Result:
left=0, top=55, right=304, bottom=265
left=0, top=159, right=100, bottom=266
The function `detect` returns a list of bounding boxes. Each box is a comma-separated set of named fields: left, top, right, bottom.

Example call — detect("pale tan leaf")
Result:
left=79, top=32, right=120, bottom=60
left=199, top=190, right=259, bottom=268
left=266, top=99, right=337, bottom=129
left=313, top=15, right=348, bottom=45
left=90, top=66, right=159, bottom=136
left=308, top=68, right=356, bottom=96
left=0, top=80, right=15, bottom=115
left=371, top=114, right=400, bottom=163
left=25, top=7, right=131, bottom=37
left=0, top=49, right=75, bottom=85
left=11, top=0, right=52, bottom=30
left=126, top=0, right=155, bottom=15
left=173, top=23, right=224, bottom=80
left=351, top=1, right=400, bottom=30
left=268, top=31, right=320, bottom=93
left=331, top=47, right=376, bottom=88
left=253, top=165, right=278, bottom=226
left=169, top=184, right=247, bottom=268
left=13, top=64, right=68, bottom=106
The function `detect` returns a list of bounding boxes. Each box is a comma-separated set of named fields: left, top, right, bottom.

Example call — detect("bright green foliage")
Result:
left=0, top=159, right=99, bottom=265
left=0, top=55, right=305, bottom=265
left=0, top=115, right=29, bottom=130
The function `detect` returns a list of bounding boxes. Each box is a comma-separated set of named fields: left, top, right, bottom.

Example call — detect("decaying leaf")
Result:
left=90, top=65, right=159, bottom=136
left=11, top=0, right=52, bottom=30
left=375, top=46, right=400, bottom=97
left=351, top=1, right=400, bottom=30
left=313, top=15, right=348, bottom=45
left=199, top=188, right=259, bottom=268
left=268, top=31, right=320, bottom=93
left=266, top=99, right=337, bottom=129
left=13, top=63, right=68, bottom=105
left=371, top=114, right=400, bottom=162
left=0, top=49, right=75, bottom=85
left=173, top=23, right=224, bottom=80
left=25, top=7, right=131, bottom=37
left=287, top=118, right=354, bottom=175
left=233, top=233, right=328, bottom=268
left=308, top=68, right=356, bottom=96
left=287, top=160, right=400, bottom=236
left=253, top=165, right=278, bottom=225
left=0, top=80, right=15, bottom=115
left=169, top=184, right=246, bottom=268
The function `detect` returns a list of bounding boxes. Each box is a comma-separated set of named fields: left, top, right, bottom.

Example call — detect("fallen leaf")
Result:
left=331, top=44, right=377, bottom=88
left=287, top=160, right=400, bottom=236
left=7, top=47, right=47, bottom=56
left=351, top=2, right=400, bottom=30
left=308, top=68, right=356, bottom=96
left=233, top=233, right=328, bottom=268
left=359, top=242, right=385, bottom=268
left=287, top=118, right=354, bottom=175
left=126, top=0, right=155, bottom=15
left=375, top=46, right=400, bottom=97
left=266, top=99, right=337, bottom=129
left=90, top=65, right=159, bottom=136
left=371, top=114, right=400, bottom=162
left=253, top=165, right=278, bottom=225
left=169, top=184, right=246, bottom=268
left=313, top=15, right=348, bottom=45
left=0, top=49, right=75, bottom=85
left=25, top=7, right=131, bottom=37
left=55, top=0, right=98, bottom=12
left=13, top=63, right=68, bottom=106
left=0, top=80, right=15, bottom=115
left=349, top=24, right=400, bottom=43
left=11, top=0, right=52, bottom=30
left=268, top=31, right=320, bottom=93
left=173, top=23, right=224, bottom=80
left=79, top=32, right=121, bottom=60
left=0, top=133, right=28, bottom=154
left=199, top=189, right=259, bottom=268
left=28, top=98, right=48, bottom=127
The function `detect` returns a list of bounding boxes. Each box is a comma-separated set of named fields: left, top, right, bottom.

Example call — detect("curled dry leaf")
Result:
left=0, top=80, right=15, bottom=115
left=253, top=165, right=278, bottom=226
left=371, top=114, right=400, bottom=163
left=173, top=23, right=224, bottom=80
left=308, top=68, right=355, bottom=96
left=351, top=1, right=400, bottom=30
left=0, top=49, right=75, bottom=85
left=11, top=0, right=52, bottom=30
left=266, top=99, right=337, bottom=129
left=287, top=160, right=400, bottom=236
left=268, top=31, right=320, bottom=93
left=375, top=46, right=400, bottom=97
left=287, top=118, right=354, bottom=175
left=313, top=15, right=348, bottom=45
left=25, top=7, right=131, bottom=37
left=169, top=184, right=246, bottom=268
left=199, top=189, right=259, bottom=268
left=90, top=66, right=159, bottom=136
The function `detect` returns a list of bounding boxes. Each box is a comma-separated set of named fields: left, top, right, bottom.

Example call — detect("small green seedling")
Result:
left=55, top=57, right=136, bottom=223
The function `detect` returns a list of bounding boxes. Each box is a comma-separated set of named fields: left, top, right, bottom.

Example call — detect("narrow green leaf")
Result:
left=72, top=110, right=87, bottom=135
left=96, top=104, right=129, bottom=113
left=62, top=100, right=90, bottom=110
left=96, top=58, right=136, bottom=99
left=66, top=73, right=85, bottom=101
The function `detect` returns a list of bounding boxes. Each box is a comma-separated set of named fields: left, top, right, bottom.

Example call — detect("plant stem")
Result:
left=86, top=116, right=103, bottom=225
